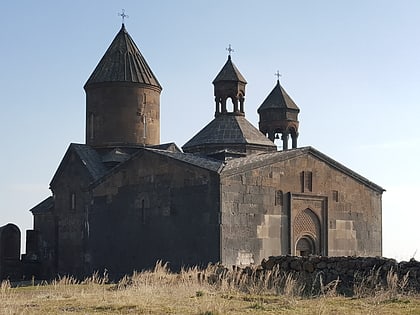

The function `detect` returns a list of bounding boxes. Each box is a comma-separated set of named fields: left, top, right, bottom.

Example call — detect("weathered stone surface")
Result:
left=259, top=256, right=420, bottom=294
left=303, top=261, right=315, bottom=272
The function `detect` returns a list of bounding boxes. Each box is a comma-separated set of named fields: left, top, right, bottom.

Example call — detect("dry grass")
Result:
left=0, top=262, right=419, bottom=315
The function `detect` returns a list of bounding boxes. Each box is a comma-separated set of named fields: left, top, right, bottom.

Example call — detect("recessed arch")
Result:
left=295, top=235, right=316, bottom=256
left=293, top=208, right=321, bottom=255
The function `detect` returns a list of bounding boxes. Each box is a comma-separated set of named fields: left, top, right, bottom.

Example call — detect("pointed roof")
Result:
left=258, top=80, right=299, bottom=112
left=212, top=55, right=247, bottom=84
left=182, top=114, right=276, bottom=151
left=85, top=24, right=161, bottom=89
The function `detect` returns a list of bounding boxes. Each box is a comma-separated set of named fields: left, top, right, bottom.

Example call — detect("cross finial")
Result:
left=275, top=70, right=282, bottom=81
left=226, top=44, right=234, bottom=56
left=118, top=9, right=129, bottom=24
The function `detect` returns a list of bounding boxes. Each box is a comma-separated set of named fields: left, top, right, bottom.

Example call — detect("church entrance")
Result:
left=295, top=235, right=315, bottom=256
left=292, top=206, right=323, bottom=256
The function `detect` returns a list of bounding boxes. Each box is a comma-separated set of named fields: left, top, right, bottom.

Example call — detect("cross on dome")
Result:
left=275, top=70, right=282, bottom=81
left=226, top=44, right=235, bottom=56
left=118, top=9, right=129, bottom=24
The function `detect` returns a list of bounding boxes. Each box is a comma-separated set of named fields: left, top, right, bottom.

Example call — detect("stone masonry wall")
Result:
left=220, top=153, right=382, bottom=267
left=260, top=255, right=420, bottom=295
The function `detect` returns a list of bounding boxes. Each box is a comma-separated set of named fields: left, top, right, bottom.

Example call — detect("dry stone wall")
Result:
left=260, top=255, right=420, bottom=295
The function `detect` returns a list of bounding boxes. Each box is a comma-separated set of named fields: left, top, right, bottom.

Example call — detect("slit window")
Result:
left=71, top=193, right=76, bottom=210
left=89, top=113, right=94, bottom=140
left=332, top=190, right=339, bottom=202
left=301, top=171, right=313, bottom=192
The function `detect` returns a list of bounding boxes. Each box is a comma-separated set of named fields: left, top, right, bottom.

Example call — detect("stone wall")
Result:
left=260, top=255, right=420, bottom=295
left=220, top=152, right=382, bottom=267
left=88, top=149, right=221, bottom=278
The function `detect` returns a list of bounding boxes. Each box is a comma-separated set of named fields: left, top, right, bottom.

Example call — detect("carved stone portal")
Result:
left=290, top=193, right=328, bottom=256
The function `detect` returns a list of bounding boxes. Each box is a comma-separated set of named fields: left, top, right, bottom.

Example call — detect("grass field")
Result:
left=1, top=263, right=419, bottom=314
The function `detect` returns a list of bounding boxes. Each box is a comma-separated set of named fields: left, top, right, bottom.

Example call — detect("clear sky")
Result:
left=1, top=0, right=419, bottom=261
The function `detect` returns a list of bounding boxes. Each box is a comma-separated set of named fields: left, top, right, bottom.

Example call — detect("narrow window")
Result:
left=89, top=112, right=94, bottom=140
left=71, top=193, right=76, bottom=210
left=301, top=171, right=313, bottom=192
left=332, top=190, right=339, bottom=202
left=275, top=190, right=283, bottom=206
left=305, top=172, right=312, bottom=192
left=141, top=199, right=145, bottom=224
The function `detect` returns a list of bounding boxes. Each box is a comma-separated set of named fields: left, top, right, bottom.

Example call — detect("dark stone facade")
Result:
left=0, top=24, right=384, bottom=280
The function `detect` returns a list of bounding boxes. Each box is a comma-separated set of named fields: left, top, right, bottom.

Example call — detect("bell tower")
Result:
left=212, top=47, right=247, bottom=117
left=258, top=77, right=300, bottom=150
left=84, top=24, right=162, bottom=147
left=183, top=50, right=277, bottom=156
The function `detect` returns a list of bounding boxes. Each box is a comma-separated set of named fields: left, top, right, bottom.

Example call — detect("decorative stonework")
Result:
left=294, top=208, right=320, bottom=238
left=290, top=193, right=328, bottom=256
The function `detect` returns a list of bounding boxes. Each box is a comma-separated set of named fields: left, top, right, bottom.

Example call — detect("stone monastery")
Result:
left=0, top=24, right=384, bottom=280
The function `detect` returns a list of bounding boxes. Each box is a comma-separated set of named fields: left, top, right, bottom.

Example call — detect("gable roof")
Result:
left=88, top=146, right=225, bottom=188
left=182, top=114, right=276, bottom=151
left=212, top=56, right=247, bottom=84
left=50, top=143, right=108, bottom=188
left=258, top=80, right=300, bottom=112
left=50, top=143, right=214, bottom=191
left=84, top=24, right=161, bottom=89
left=47, top=142, right=383, bottom=194
left=221, top=147, right=385, bottom=193
left=71, top=144, right=109, bottom=180
left=30, top=196, right=54, bottom=214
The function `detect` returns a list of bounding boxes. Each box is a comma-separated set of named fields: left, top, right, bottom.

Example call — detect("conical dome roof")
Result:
left=258, top=80, right=299, bottom=112
left=212, top=55, right=247, bottom=84
left=85, top=24, right=161, bottom=89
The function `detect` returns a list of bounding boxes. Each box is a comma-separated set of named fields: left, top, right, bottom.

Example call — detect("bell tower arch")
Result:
left=212, top=49, right=247, bottom=117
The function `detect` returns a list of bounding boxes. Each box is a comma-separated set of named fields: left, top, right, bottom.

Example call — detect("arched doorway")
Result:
left=293, top=208, right=321, bottom=255
left=296, top=235, right=315, bottom=256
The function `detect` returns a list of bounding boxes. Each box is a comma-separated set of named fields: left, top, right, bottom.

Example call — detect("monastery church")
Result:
left=0, top=24, right=384, bottom=280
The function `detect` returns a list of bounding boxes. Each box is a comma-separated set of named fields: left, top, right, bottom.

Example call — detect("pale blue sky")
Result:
left=1, top=1, right=419, bottom=260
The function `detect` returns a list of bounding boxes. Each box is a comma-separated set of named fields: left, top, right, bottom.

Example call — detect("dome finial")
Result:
left=226, top=44, right=234, bottom=59
left=118, top=9, right=129, bottom=26
left=275, top=70, right=282, bottom=83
